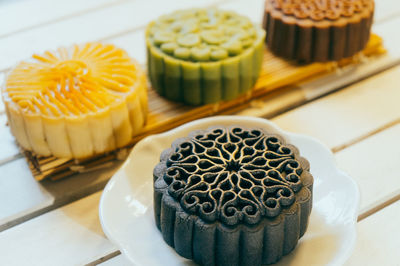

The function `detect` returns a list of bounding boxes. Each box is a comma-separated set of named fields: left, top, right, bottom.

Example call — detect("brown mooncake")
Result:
left=263, top=0, right=374, bottom=63
left=153, top=126, right=313, bottom=265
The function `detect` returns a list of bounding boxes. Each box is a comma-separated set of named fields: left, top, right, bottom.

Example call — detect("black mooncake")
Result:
left=153, top=126, right=313, bottom=265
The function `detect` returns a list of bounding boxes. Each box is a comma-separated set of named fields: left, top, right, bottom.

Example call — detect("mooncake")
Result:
left=2, top=43, right=148, bottom=158
left=146, top=9, right=265, bottom=105
left=263, top=0, right=374, bottom=63
left=153, top=126, right=313, bottom=265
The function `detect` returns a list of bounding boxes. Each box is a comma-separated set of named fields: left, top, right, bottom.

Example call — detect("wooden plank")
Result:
left=0, top=192, right=117, bottom=266
left=335, top=123, right=400, bottom=219
left=374, top=0, right=400, bottom=23
left=345, top=200, right=400, bottom=266
left=299, top=54, right=398, bottom=101
left=373, top=16, right=400, bottom=58
left=97, top=253, right=129, bottom=266
left=237, top=51, right=397, bottom=119
left=271, top=65, right=400, bottom=150
left=0, top=0, right=224, bottom=72
left=0, top=158, right=53, bottom=230
left=0, top=0, right=126, bottom=38
left=0, top=156, right=123, bottom=232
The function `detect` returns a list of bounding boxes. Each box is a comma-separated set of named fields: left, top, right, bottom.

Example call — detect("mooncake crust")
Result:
left=146, top=9, right=265, bottom=105
left=153, top=126, right=313, bottom=265
left=263, top=0, right=374, bottom=63
left=2, top=43, right=148, bottom=158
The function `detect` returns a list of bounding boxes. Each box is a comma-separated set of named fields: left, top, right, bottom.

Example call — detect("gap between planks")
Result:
left=357, top=189, right=400, bottom=222
left=85, top=250, right=122, bottom=266
left=333, top=118, right=400, bottom=153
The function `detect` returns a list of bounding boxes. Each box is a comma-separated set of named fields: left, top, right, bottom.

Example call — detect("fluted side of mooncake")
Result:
left=263, top=0, right=374, bottom=63
left=2, top=43, right=148, bottom=158
left=153, top=126, right=313, bottom=265
left=146, top=9, right=265, bottom=105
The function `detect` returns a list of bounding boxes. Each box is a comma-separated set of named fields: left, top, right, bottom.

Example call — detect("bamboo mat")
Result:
left=24, top=34, right=385, bottom=181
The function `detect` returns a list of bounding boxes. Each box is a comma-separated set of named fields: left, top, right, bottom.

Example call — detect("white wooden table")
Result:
left=0, top=0, right=399, bottom=265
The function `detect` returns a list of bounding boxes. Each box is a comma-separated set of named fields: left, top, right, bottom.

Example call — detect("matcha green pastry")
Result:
left=146, top=9, right=266, bottom=105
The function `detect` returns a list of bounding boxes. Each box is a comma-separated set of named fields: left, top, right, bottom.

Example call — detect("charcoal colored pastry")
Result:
left=153, top=126, right=313, bottom=265
left=146, top=9, right=265, bottom=105
left=263, top=0, right=374, bottom=63
left=2, top=43, right=148, bottom=158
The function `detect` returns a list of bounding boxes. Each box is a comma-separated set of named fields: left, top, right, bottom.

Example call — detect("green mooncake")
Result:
left=146, top=9, right=266, bottom=105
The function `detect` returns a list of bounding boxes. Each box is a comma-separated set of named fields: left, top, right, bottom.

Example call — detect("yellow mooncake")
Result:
left=2, top=43, right=148, bottom=159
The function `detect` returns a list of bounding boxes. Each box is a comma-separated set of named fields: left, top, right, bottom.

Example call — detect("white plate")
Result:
left=99, top=116, right=360, bottom=266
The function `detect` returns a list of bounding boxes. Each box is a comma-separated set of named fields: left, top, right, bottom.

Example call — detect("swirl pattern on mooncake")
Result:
left=2, top=43, right=148, bottom=158
left=164, top=127, right=303, bottom=226
left=5, top=43, right=143, bottom=116
left=271, top=0, right=373, bottom=21
left=153, top=126, right=313, bottom=265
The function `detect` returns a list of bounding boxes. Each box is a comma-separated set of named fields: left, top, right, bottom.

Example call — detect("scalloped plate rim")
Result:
left=99, top=115, right=360, bottom=265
